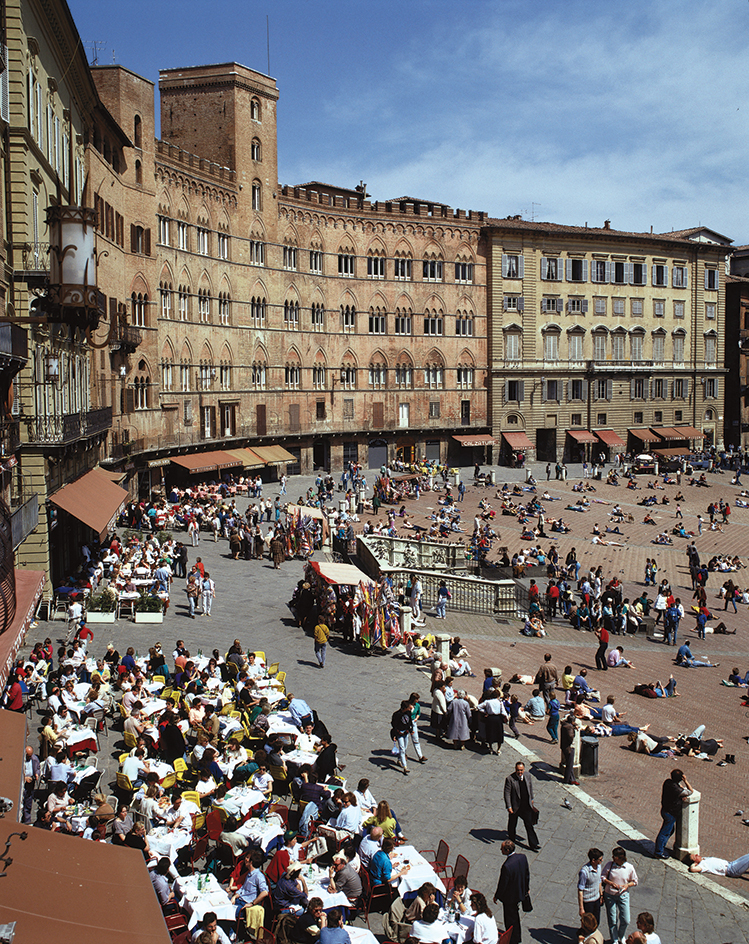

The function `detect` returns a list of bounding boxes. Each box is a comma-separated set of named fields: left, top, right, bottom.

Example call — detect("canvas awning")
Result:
left=170, top=450, right=243, bottom=474
left=566, top=430, right=598, bottom=443
left=630, top=428, right=662, bottom=443
left=251, top=444, right=296, bottom=464
left=650, top=427, right=684, bottom=441
left=502, top=431, right=533, bottom=450
left=452, top=434, right=498, bottom=447
left=225, top=447, right=267, bottom=468
left=49, top=469, right=128, bottom=539
left=287, top=503, right=325, bottom=520
left=0, top=569, right=45, bottom=689
left=653, top=447, right=691, bottom=458
left=0, top=818, right=171, bottom=944
left=673, top=425, right=703, bottom=438
left=307, top=559, right=371, bottom=586
left=594, top=429, right=625, bottom=447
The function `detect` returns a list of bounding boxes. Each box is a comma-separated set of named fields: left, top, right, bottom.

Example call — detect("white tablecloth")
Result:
left=221, top=786, right=266, bottom=817
left=348, top=928, right=380, bottom=944
left=175, top=873, right=235, bottom=929
left=148, top=825, right=192, bottom=862
left=284, top=749, right=318, bottom=767
left=303, top=869, right=351, bottom=910
left=140, top=698, right=168, bottom=718
left=268, top=716, right=301, bottom=736
left=221, top=717, right=243, bottom=737
left=391, top=846, right=446, bottom=895
left=230, top=815, right=283, bottom=852
left=66, top=727, right=99, bottom=751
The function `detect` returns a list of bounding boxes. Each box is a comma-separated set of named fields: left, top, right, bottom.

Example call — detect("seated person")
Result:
left=411, top=902, right=450, bottom=943
left=369, top=837, right=410, bottom=885
left=327, top=852, right=362, bottom=901
left=675, top=643, right=719, bottom=668
left=291, top=898, right=325, bottom=944
left=606, top=646, right=634, bottom=669
left=274, top=862, right=309, bottom=913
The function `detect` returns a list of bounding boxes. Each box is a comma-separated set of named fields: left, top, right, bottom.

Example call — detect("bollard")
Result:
left=339, top=499, right=347, bottom=514
left=490, top=470, right=496, bottom=484
left=453, top=470, right=461, bottom=487
left=675, top=789, right=701, bottom=858
left=572, top=726, right=582, bottom=782
left=401, top=606, right=412, bottom=637
left=435, top=633, right=451, bottom=664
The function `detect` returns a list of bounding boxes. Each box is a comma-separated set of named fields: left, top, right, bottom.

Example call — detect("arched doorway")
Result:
left=313, top=440, right=329, bottom=471
left=368, top=439, right=388, bottom=469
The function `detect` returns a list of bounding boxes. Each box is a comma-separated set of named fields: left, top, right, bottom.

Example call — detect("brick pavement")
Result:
left=24, top=466, right=749, bottom=942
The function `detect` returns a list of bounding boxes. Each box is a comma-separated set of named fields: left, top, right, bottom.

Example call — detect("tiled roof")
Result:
left=659, top=225, right=733, bottom=243
left=293, top=181, right=366, bottom=195
left=385, top=195, right=452, bottom=207
left=482, top=216, right=729, bottom=248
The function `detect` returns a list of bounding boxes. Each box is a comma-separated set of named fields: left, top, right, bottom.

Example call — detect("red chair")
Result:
left=444, top=854, right=470, bottom=892
left=365, top=882, right=395, bottom=927
left=190, top=834, right=210, bottom=873
left=498, top=929, right=513, bottom=944
left=420, top=839, right=449, bottom=876
left=169, top=931, right=193, bottom=944
left=164, top=912, right=189, bottom=937
left=206, top=809, right=224, bottom=842
left=269, top=803, right=289, bottom=826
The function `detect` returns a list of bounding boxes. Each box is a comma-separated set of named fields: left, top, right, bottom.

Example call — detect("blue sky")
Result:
left=69, top=0, right=749, bottom=242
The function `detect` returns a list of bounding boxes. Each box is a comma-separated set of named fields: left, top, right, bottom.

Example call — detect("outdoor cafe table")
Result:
left=221, top=785, right=266, bottom=817
left=283, top=749, right=318, bottom=767
left=391, top=845, right=447, bottom=897
left=140, top=698, right=168, bottom=717
left=348, top=929, right=379, bottom=944
left=65, top=726, right=99, bottom=757
left=299, top=863, right=351, bottom=911
left=149, top=824, right=192, bottom=862
left=175, top=873, right=235, bottom=930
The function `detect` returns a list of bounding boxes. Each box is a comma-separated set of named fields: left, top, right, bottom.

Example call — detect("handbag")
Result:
left=522, top=893, right=533, bottom=913
left=530, top=807, right=540, bottom=825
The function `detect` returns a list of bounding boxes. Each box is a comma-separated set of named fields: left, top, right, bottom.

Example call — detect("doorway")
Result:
left=536, top=428, right=557, bottom=462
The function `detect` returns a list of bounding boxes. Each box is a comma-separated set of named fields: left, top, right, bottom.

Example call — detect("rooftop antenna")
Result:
left=267, top=15, right=271, bottom=76
left=87, top=40, right=105, bottom=66
left=531, top=202, right=540, bottom=222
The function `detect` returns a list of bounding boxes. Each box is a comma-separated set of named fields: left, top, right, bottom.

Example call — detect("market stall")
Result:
left=286, top=503, right=330, bottom=557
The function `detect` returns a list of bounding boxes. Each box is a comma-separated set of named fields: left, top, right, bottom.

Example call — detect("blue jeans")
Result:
left=314, top=642, right=327, bottom=667
left=436, top=599, right=447, bottom=618
left=604, top=891, right=630, bottom=942
left=726, top=853, right=749, bottom=877
left=610, top=723, right=639, bottom=736
left=299, top=801, right=319, bottom=838
left=410, top=722, right=424, bottom=760
left=396, top=734, right=410, bottom=770
left=655, top=810, right=677, bottom=856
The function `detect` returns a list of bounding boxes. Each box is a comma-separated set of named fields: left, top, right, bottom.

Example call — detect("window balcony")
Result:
left=25, top=406, right=112, bottom=445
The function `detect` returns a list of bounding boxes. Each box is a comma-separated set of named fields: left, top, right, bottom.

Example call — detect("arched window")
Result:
left=133, top=114, right=142, bottom=148
left=180, top=354, right=191, bottom=392
left=630, top=327, right=645, bottom=362
left=134, top=360, right=150, bottom=410
left=368, top=359, right=387, bottom=389
left=341, top=305, right=356, bottom=333
left=159, top=282, right=172, bottom=320
left=652, top=330, right=666, bottom=363
left=704, top=331, right=718, bottom=365
left=283, top=240, right=297, bottom=270
left=285, top=361, right=300, bottom=389
left=672, top=329, right=686, bottom=364
left=251, top=295, right=266, bottom=325
left=592, top=328, right=607, bottom=361
left=340, top=362, right=357, bottom=389
left=251, top=137, right=261, bottom=161
left=456, top=309, right=474, bottom=337
left=394, top=249, right=412, bottom=281
left=422, top=250, right=443, bottom=282
left=284, top=300, right=299, bottom=330
left=503, top=326, right=522, bottom=361
left=178, top=285, right=190, bottom=322
left=424, top=357, right=444, bottom=388
left=219, top=358, right=232, bottom=391
left=252, top=180, right=262, bottom=211
left=611, top=329, right=626, bottom=361
left=161, top=355, right=173, bottom=391
left=219, top=292, right=230, bottom=325
left=251, top=355, right=267, bottom=389
left=542, top=327, right=560, bottom=362
left=135, top=160, right=142, bottom=185
left=313, top=361, right=327, bottom=389
left=367, top=248, right=385, bottom=279
left=395, top=358, right=413, bottom=388
left=198, top=289, right=210, bottom=324
left=199, top=357, right=214, bottom=391
left=567, top=328, right=585, bottom=361
left=251, top=98, right=261, bottom=121
left=131, top=292, right=148, bottom=328
left=368, top=306, right=386, bottom=335
left=311, top=303, right=324, bottom=331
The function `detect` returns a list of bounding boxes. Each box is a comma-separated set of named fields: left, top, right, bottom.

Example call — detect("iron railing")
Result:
left=25, top=406, right=112, bottom=445
left=10, top=494, right=38, bottom=550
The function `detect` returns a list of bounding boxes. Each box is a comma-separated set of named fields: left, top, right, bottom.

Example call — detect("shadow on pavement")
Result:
left=469, top=826, right=505, bottom=844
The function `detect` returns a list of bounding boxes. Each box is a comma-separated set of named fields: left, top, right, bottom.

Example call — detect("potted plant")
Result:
left=133, top=591, right=164, bottom=623
left=86, top=588, right=117, bottom=623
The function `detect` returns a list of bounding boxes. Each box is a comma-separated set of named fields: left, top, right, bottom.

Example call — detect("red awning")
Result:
left=502, top=431, right=533, bottom=450
left=0, top=569, right=45, bottom=688
left=650, top=427, right=684, bottom=441
left=49, top=469, right=128, bottom=539
left=630, top=428, right=662, bottom=443
left=595, top=429, right=625, bottom=447
left=566, top=430, right=598, bottom=443
left=673, top=426, right=703, bottom=438
left=452, top=434, right=498, bottom=447
left=170, top=450, right=242, bottom=473
left=653, top=447, right=691, bottom=458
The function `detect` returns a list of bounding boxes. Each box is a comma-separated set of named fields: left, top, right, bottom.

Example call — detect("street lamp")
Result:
left=45, top=205, right=101, bottom=330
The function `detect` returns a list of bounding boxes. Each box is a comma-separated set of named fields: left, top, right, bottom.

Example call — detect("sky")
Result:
left=68, top=0, right=749, bottom=243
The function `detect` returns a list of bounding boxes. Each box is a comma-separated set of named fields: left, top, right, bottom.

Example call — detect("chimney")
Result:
left=603, top=219, right=611, bottom=230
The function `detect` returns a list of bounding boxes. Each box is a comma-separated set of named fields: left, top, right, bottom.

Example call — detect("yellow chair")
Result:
left=124, top=731, right=138, bottom=750
left=266, top=662, right=280, bottom=677
left=269, top=764, right=290, bottom=798
left=229, top=729, right=245, bottom=744
left=254, top=651, right=266, bottom=664
left=220, top=703, right=234, bottom=716
left=229, top=710, right=241, bottom=719
left=161, top=772, right=177, bottom=790
left=160, top=687, right=173, bottom=700
left=275, top=671, right=286, bottom=693
left=119, top=753, right=129, bottom=765
left=191, top=811, right=206, bottom=834
left=116, top=772, right=135, bottom=793
left=151, top=675, right=165, bottom=686
left=173, top=758, right=188, bottom=780
left=118, top=703, right=130, bottom=720
left=181, top=790, right=201, bottom=806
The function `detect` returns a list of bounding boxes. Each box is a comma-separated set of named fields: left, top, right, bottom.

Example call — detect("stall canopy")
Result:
left=502, top=431, right=533, bottom=450
left=630, top=428, right=662, bottom=443
left=49, top=468, right=128, bottom=539
left=225, top=447, right=266, bottom=468
left=674, top=425, right=703, bottom=438
left=653, top=446, right=692, bottom=457
left=595, top=429, right=625, bottom=447
left=251, top=444, right=297, bottom=464
left=650, top=427, right=685, bottom=441
left=287, top=503, right=325, bottom=520
left=452, top=434, right=498, bottom=447
left=0, top=817, right=171, bottom=944
left=307, top=559, right=371, bottom=586
left=566, top=430, right=598, bottom=443
left=0, top=569, right=44, bottom=689
left=170, top=450, right=243, bottom=474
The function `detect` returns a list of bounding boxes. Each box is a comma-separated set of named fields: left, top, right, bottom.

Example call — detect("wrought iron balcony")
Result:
left=0, top=419, right=21, bottom=457
left=25, top=406, right=112, bottom=445
left=109, top=323, right=142, bottom=354
left=10, top=494, right=38, bottom=550
left=12, top=242, right=50, bottom=279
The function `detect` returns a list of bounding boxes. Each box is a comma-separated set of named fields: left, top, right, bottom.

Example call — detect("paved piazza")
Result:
left=33, top=462, right=749, bottom=942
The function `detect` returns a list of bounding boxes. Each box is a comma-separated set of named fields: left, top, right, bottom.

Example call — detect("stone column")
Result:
left=674, top=789, right=701, bottom=858
left=572, top=726, right=582, bottom=782
left=401, top=606, right=412, bottom=637
left=436, top=633, right=451, bottom=665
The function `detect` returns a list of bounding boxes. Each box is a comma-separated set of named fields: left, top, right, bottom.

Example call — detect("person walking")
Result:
left=560, top=715, right=580, bottom=785
left=313, top=619, right=330, bottom=669
left=654, top=769, right=693, bottom=858
left=201, top=572, right=215, bottom=617
left=601, top=847, right=638, bottom=944
left=594, top=624, right=609, bottom=671
left=407, top=692, right=427, bottom=765
left=534, top=653, right=558, bottom=705
left=503, top=762, right=540, bottom=852
left=410, top=574, right=424, bottom=624
left=390, top=699, right=414, bottom=775
left=435, top=580, right=451, bottom=619
left=577, top=848, right=604, bottom=926
left=546, top=693, right=560, bottom=744
left=493, top=840, right=530, bottom=944
left=279, top=474, right=287, bottom=495
left=188, top=517, right=200, bottom=547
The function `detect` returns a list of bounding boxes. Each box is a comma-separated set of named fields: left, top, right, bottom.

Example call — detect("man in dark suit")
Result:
left=494, top=840, right=530, bottom=944
left=22, top=745, right=40, bottom=824
left=503, top=761, right=539, bottom=851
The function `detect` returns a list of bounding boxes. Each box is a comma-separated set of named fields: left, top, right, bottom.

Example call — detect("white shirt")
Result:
left=693, top=856, right=728, bottom=875
left=471, top=913, right=499, bottom=944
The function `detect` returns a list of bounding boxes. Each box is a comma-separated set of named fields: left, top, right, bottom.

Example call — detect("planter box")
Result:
left=86, top=611, right=116, bottom=623
left=134, top=611, right=163, bottom=623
